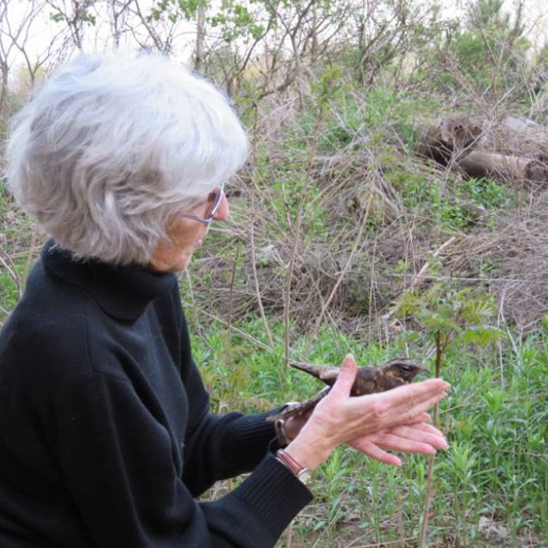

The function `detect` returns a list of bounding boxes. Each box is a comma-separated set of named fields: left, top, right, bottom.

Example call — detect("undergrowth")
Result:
left=2, top=29, right=548, bottom=548
left=190, top=315, right=548, bottom=548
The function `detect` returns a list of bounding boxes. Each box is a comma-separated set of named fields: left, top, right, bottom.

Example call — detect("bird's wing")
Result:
left=267, top=387, right=331, bottom=423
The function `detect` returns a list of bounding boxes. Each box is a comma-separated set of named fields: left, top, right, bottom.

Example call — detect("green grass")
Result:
left=0, top=188, right=37, bottom=325
left=189, top=316, right=548, bottom=547
left=0, top=271, right=20, bottom=320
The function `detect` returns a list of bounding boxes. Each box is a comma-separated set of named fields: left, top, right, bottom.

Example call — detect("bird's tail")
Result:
left=288, top=361, right=339, bottom=385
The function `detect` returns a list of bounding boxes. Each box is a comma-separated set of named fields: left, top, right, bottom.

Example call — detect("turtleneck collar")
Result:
left=41, top=240, right=177, bottom=321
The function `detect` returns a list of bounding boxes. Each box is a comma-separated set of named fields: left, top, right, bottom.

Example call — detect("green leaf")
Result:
left=395, top=290, right=421, bottom=316
left=461, top=325, right=506, bottom=346
left=50, top=12, right=65, bottom=23
left=459, top=295, right=496, bottom=325
left=423, top=315, right=461, bottom=335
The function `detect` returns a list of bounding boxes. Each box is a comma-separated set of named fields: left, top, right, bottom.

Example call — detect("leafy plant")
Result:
left=395, top=284, right=505, bottom=547
left=396, top=285, right=504, bottom=377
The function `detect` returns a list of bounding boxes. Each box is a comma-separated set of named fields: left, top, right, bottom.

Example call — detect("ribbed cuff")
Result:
left=231, top=453, right=313, bottom=537
left=226, top=409, right=286, bottom=469
left=201, top=454, right=313, bottom=548
left=231, top=410, right=278, bottom=446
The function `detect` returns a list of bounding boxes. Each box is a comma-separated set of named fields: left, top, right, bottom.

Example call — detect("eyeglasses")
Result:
left=180, top=182, right=225, bottom=225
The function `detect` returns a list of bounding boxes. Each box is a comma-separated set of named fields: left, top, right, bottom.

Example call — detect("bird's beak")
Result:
left=417, top=366, right=431, bottom=377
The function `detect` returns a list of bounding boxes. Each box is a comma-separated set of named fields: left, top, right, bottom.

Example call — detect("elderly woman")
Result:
left=0, top=52, right=450, bottom=548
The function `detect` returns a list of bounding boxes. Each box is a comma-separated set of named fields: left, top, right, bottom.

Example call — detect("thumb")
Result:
left=330, top=353, right=358, bottom=398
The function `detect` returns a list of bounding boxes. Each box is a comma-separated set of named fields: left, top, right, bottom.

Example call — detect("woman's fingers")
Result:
left=410, top=390, right=447, bottom=415
left=377, top=435, right=437, bottom=455
left=381, top=424, right=449, bottom=450
left=349, top=420, right=449, bottom=463
left=345, top=379, right=449, bottom=432
left=349, top=379, right=449, bottom=414
left=352, top=439, right=403, bottom=467
left=412, top=412, right=433, bottom=424
left=329, top=354, right=358, bottom=399
left=408, top=421, right=446, bottom=437
left=398, top=390, right=448, bottom=424
left=390, top=380, right=450, bottom=413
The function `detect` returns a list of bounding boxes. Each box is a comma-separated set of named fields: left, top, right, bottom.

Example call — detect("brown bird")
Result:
left=268, top=359, right=429, bottom=423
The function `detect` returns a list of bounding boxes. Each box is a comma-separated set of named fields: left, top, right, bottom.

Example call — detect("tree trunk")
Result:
left=194, top=4, right=206, bottom=73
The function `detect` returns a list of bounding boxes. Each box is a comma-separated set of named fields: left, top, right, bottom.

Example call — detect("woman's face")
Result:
left=148, top=190, right=229, bottom=273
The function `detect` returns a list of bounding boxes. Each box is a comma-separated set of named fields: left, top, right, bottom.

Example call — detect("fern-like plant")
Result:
left=394, top=283, right=505, bottom=548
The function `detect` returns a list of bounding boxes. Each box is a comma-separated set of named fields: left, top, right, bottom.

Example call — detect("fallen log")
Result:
left=418, top=125, right=454, bottom=165
left=418, top=115, right=482, bottom=166
left=458, top=151, right=548, bottom=185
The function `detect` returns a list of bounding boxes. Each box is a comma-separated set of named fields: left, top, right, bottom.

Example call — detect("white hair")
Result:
left=6, top=52, right=248, bottom=265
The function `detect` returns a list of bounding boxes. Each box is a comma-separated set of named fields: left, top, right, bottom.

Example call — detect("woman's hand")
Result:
left=348, top=419, right=448, bottom=466
left=284, top=354, right=450, bottom=471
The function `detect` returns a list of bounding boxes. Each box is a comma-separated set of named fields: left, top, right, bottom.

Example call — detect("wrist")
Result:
left=275, top=448, right=313, bottom=485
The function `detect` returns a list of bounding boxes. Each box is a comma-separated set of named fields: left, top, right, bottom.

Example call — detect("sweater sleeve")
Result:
left=175, top=294, right=285, bottom=494
left=45, top=373, right=312, bottom=548
left=183, top=406, right=285, bottom=495
left=180, top=352, right=286, bottom=495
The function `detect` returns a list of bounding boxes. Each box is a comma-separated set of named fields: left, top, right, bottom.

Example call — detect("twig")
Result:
left=346, top=537, right=417, bottom=548
left=303, top=190, right=374, bottom=356
left=248, top=111, right=275, bottom=350
left=22, top=228, right=40, bottom=284
left=0, top=243, right=22, bottom=298
left=396, top=477, right=405, bottom=548
left=194, top=306, right=273, bottom=353
left=418, top=452, right=436, bottom=548
left=224, top=245, right=240, bottom=364
left=498, top=450, right=547, bottom=459
left=283, top=89, right=326, bottom=364
left=390, top=273, right=547, bottom=284
left=417, top=332, right=446, bottom=548
left=249, top=209, right=274, bottom=350
left=382, top=236, right=457, bottom=326
left=409, top=236, right=457, bottom=290
left=284, top=521, right=293, bottom=548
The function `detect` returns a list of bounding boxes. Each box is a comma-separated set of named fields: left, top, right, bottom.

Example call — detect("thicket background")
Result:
left=1, top=0, right=548, bottom=546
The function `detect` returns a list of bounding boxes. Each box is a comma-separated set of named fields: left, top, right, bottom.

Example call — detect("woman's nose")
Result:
left=213, top=194, right=229, bottom=221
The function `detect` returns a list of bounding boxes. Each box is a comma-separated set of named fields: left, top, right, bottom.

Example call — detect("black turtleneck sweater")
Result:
left=0, top=240, right=312, bottom=548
